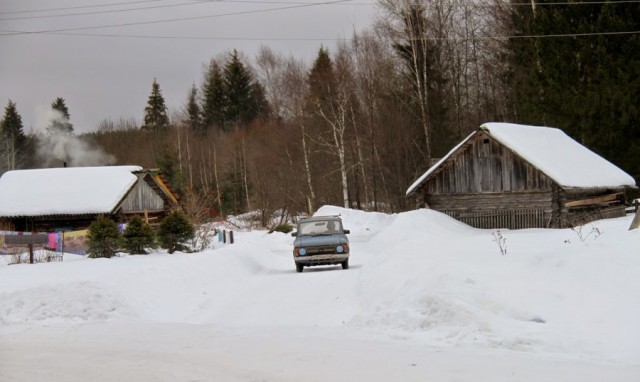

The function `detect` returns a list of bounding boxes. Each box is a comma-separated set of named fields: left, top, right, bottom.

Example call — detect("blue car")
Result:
left=291, top=216, right=350, bottom=273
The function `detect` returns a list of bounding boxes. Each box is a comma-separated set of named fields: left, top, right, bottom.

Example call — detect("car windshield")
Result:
left=298, top=220, right=342, bottom=236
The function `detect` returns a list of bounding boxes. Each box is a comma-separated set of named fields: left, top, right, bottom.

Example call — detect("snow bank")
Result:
left=1, top=205, right=639, bottom=379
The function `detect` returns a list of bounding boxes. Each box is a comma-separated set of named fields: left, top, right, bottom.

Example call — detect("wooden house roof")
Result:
left=406, top=123, right=636, bottom=196
left=0, top=166, right=144, bottom=218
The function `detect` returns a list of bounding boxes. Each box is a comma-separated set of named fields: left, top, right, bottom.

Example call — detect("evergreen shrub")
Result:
left=87, top=215, right=120, bottom=258
left=159, top=210, right=195, bottom=254
left=272, top=223, right=293, bottom=234
left=123, top=215, right=155, bottom=254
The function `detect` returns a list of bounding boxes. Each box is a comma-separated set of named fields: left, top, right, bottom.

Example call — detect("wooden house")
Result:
left=406, top=123, right=637, bottom=229
left=0, top=166, right=179, bottom=232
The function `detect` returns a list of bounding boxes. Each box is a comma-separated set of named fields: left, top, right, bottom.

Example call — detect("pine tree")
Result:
left=0, top=100, right=26, bottom=171
left=159, top=210, right=194, bottom=254
left=223, top=50, right=255, bottom=127
left=157, top=149, right=184, bottom=196
left=248, top=82, right=271, bottom=122
left=308, top=46, right=336, bottom=104
left=184, top=84, right=203, bottom=131
left=201, top=60, right=227, bottom=130
left=87, top=215, right=121, bottom=258
left=48, top=97, right=74, bottom=134
left=142, top=78, right=169, bottom=132
left=506, top=1, right=640, bottom=178
left=123, top=215, right=155, bottom=254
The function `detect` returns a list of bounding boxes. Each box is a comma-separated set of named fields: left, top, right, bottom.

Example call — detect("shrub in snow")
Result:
left=159, top=210, right=195, bottom=254
left=571, top=225, right=603, bottom=242
left=190, top=224, right=217, bottom=252
left=8, top=250, right=61, bottom=264
left=87, top=215, right=120, bottom=258
left=271, top=223, right=293, bottom=234
left=123, top=216, right=155, bottom=255
left=492, top=230, right=508, bottom=255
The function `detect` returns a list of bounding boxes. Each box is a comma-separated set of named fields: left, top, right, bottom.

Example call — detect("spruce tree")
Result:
left=142, top=78, right=169, bottom=132
left=506, top=1, right=640, bottom=178
left=248, top=82, right=271, bottom=122
left=48, top=97, right=73, bottom=134
left=157, top=149, right=184, bottom=196
left=223, top=50, right=254, bottom=127
left=159, top=210, right=194, bottom=254
left=184, top=84, right=203, bottom=131
left=87, top=215, right=121, bottom=258
left=123, top=215, right=155, bottom=254
left=308, top=46, right=336, bottom=104
left=1, top=100, right=26, bottom=171
left=201, top=60, right=227, bottom=130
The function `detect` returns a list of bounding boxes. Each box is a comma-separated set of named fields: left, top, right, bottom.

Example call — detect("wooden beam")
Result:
left=564, top=193, right=622, bottom=208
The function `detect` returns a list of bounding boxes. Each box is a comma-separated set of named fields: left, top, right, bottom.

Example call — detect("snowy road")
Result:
left=1, top=206, right=639, bottom=381
left=2, top=323, right=637, bottom=382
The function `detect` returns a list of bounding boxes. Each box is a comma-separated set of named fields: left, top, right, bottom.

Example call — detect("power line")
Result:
left=0, top=0, right=374, bottom=19
left=1, top=0, right=635, bottom=22
left=0, top=0, right=374, bottom=21
left=20, top=31, right=345, bottom=41
left=0, top=0, right=357, bottom=35
left=0, top=2, right=209, bottom=21
left=2, top=28, right=636, bottom=41
left=0, top=0, right=163, bottom=15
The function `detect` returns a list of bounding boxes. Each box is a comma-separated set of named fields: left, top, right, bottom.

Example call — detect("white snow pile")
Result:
left=1, top=206, right=639, bottom=381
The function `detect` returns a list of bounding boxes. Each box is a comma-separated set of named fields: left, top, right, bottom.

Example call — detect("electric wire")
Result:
left=0, top=0, right=356, bottom=35
left=1, top=0, right=637, bottom=40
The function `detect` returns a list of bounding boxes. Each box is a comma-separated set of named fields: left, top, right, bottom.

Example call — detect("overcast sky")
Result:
left=0, top=0, right=378, bottom=134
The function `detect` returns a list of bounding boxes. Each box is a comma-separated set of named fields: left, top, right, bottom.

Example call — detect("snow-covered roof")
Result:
left=407, top=123, right=636, bottom=195
left=0, top=166, right=142, bottom=217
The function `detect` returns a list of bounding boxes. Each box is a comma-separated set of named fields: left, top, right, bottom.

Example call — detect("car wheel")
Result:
left=341, top=259, right=349, bottom=270
left=296, top=263, right=304, bottom=273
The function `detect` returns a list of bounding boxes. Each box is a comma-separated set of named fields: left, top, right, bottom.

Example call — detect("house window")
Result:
left=481, top=138, right=490, bottom=158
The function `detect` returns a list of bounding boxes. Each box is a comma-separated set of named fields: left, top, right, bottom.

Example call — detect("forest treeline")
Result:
left=2, top=1, right=639, bottom=222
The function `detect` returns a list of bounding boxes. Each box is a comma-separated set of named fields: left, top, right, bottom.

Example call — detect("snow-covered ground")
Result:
left=1, top=206, right=639, bottom=381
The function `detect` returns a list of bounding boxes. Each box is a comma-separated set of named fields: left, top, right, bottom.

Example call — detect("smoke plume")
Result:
left=35, top=109, right=115, bottom=167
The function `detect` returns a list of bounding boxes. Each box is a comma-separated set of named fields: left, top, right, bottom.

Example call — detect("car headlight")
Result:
left=298, top=248, right=306, bottom=256
left=337, top=245, right=348, bottom=253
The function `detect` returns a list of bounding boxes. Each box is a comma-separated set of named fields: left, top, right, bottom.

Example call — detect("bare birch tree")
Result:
left=378, top=0, right=434, bottom=161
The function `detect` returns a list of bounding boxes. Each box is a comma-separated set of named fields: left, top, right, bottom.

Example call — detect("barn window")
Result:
left=481, top=138, right=490, bottom=157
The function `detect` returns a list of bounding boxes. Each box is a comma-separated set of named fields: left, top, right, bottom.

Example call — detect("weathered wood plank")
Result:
left=424, top=133, right=554, bottom=195
left=564, top=193, right=622, bottom=208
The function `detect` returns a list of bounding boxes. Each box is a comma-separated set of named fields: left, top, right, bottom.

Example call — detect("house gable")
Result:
left=120, top=174, right=166, bottom=213
left=425, top=132, right=554, bottom=195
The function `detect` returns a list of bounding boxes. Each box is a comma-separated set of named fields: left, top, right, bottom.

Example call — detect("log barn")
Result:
left=406, top=123, right=637, bottom=229
left=0, top=166, right=179, bottom=232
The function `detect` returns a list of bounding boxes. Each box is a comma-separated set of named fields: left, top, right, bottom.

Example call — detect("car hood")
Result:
left=294, top=235, right=349, bottom=247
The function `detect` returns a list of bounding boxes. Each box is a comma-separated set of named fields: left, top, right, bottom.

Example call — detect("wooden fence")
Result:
left=443, top=209, right=547, bottom=229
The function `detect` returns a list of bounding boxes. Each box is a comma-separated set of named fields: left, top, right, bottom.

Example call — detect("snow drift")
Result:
left=1, top=206, right=639, bottom=381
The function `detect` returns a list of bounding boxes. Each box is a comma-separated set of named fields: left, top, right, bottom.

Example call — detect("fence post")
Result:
left=223, top=230, right=227, bottom=244
left=230, top=231, right=234, bottom=244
